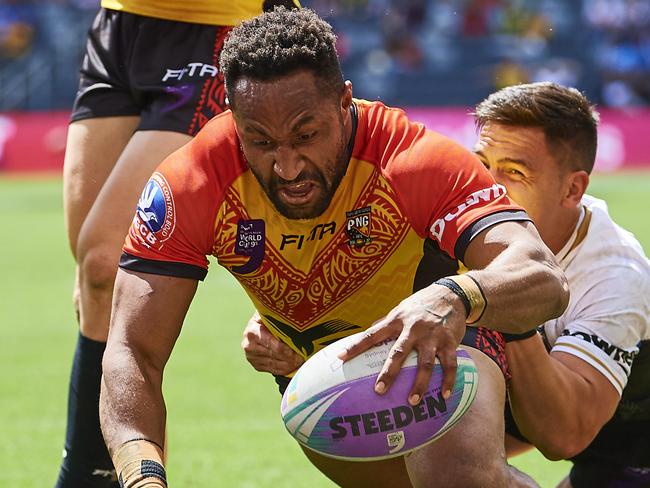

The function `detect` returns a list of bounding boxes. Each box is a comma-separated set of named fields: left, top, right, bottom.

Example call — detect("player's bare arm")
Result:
left=100, top=269, right=198, bottom=486
left=461, top=220, right=569, bottom=332
left=341, top=219, right=569, bottom=406
left=506, top=336, right=619, bottom=460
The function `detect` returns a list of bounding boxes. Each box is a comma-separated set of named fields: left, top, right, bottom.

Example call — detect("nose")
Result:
left=273, top=145, right=305, bottom=181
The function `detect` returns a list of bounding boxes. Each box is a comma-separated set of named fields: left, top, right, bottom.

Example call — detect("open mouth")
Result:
left=277, top=181, right=318, bottom=206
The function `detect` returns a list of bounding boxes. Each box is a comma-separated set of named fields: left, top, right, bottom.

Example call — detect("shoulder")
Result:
left=573, top=195, right=650, bottom=285
left=354, top=99, right=475, bottom=176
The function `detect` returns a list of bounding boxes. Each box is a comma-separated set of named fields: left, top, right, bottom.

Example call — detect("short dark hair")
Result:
left=474, top=82, right=599, bottom=174
left=220, top=7, right=344, bottom=106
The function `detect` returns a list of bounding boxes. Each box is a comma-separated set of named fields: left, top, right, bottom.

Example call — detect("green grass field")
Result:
left=1, top=172, right=648, bottom=487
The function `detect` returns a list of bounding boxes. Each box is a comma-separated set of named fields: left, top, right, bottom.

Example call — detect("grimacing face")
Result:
left=473, top=123, right=570, bottom=245
left=231, top=70, right=352, bottom=220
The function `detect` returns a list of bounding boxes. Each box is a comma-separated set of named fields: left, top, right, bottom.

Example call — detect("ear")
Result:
left=340, top=80, right=353, bottom=115
left=562, top=170, right=589, bottom=208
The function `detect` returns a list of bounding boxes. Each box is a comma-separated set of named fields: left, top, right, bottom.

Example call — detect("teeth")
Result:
left=284, top=183, right=311, bottom=194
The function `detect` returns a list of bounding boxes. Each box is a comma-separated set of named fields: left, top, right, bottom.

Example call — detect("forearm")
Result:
left=100, top=345, right=167, bottom=462
left=102, top=269, right=198, bottom=486
left=464, top=230, right=569, bottom=334
left=506, top=336, right=605, bottom=459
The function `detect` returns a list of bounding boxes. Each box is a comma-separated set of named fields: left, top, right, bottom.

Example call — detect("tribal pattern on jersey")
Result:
left=214, top=169, right=410, bottom=329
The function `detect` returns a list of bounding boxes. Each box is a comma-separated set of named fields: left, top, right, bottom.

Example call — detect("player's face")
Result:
left=474, top=123, right=569, bottom=245
left=231, top=70, right=352, bottom=220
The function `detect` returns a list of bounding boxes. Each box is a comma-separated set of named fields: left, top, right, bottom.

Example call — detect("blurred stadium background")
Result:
left=1, top=1, right=649, bottom=486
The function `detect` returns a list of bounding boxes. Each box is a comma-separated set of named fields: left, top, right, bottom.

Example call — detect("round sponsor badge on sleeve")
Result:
left=133, top=172, right=176, bottom=250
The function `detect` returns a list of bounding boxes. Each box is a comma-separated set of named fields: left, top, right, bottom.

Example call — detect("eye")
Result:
left=505, top=168, right=525, bottom=177
left=298, top=131, right=317, bottom=142
left=252, top=139, right=272, bottom=147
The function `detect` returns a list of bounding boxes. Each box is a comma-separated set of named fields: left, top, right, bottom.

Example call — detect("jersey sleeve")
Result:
left=549, top=264, right=648, bottom=395
left=384, top=124, right=529, bottom=261
left=120, top=114, right=243, bottom=280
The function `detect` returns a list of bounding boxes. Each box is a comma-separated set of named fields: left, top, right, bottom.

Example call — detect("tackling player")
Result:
left=57, top=1, right=300, bottom=487
left=99, top=9, right=568, bottom=487
left=473, top=82, right=650, bottom=488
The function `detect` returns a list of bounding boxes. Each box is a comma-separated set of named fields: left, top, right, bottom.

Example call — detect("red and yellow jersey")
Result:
left=100, top=0, right=300, bottom=26
left=122, top=99, right=528, bottom=359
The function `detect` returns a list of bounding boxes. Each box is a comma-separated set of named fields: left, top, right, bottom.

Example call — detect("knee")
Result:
left=77, top=244, right=121, bottom=293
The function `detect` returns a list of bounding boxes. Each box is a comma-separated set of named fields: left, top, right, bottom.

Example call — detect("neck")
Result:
left=545, top=205, right=582, bottom=255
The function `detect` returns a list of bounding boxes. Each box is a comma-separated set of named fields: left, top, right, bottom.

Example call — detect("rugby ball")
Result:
left=280, top=334, right=478, bottom=461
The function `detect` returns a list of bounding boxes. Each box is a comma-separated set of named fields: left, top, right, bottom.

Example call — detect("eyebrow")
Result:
left=243, top=114, right=316, bottom=135
left=474, top=150, right=530, bottom=168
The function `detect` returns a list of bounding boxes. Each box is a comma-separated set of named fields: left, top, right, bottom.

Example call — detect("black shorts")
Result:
left=569, top=418, right=650, bottom=488
left=71, top=8, right=231, bottom=135
left=274, top=326, right=509, bottom=395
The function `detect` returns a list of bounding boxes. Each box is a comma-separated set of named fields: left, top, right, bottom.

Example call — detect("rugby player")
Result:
left=473, top=82, right=650, bottom=488
left=57, top=1, right=299, bottom=487
left=99, top=9, right=569, bottom=487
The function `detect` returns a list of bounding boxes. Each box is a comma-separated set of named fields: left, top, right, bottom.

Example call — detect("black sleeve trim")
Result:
left=119, top=252, right=208, bottom=281
left=454, top=210, right=531, bottom=262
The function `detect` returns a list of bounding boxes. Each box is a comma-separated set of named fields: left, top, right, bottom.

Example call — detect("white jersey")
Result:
left=541, top=195, right=650, bottom=395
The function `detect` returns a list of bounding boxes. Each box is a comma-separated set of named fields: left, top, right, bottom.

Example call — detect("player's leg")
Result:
left=63, top=118, right=139, bottom=261
left=301, top=446, right=413, bottom=488
left=63, top=118, right=140, bottom=319
left=75, top=129, right=192, bottom=340
left=404, top=346, right=538, bottom=488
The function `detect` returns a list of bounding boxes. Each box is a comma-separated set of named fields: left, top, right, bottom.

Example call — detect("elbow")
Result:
left=533, top=427, right=593, bottom=461
left=538, top=439, right=588, bottom=461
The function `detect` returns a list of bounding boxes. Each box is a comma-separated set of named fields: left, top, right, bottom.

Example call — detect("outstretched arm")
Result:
left=100, top=268, right=198, bottom=486
left=341, top=220, right=569, bottom=406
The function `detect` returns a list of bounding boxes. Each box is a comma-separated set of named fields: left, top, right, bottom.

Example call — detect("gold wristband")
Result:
left=113, top=439, right=167, bottom=488
left=447, top=274, right=486, bottom=324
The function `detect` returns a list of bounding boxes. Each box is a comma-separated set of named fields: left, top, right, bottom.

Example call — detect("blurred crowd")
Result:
left=1, top=0, right=649, bottom=110
left=583, top=0, right=650, bottom=106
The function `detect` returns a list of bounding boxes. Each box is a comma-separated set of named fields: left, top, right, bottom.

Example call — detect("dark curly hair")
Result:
left=220, top=7, right=344, bottom=107
left=474, top=82, right=599, bottom=174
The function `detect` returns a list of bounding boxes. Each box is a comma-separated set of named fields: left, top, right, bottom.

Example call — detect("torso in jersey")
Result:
left=121, top=100, right=528, bottom=359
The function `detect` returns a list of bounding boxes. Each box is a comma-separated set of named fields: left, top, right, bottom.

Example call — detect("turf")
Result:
left=0, top=172, right=648, bottom=487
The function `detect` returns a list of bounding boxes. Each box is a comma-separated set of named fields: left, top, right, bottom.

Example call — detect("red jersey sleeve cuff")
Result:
left=454, top=210, right=531, bottom=261
left=119, top=252, right=208, bottom=281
